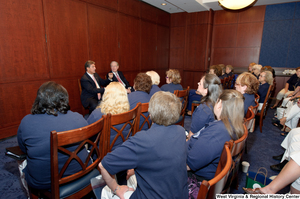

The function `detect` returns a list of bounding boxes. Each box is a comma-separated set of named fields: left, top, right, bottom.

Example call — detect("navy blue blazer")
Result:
left=80, top=72, right=111, bottom=108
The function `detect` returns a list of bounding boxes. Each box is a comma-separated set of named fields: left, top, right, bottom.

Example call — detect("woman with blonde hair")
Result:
left=248, top=62, right=256, bottom=73
left=258, top=71, right=273, bottom=111
left=235, top=72, right=259, bottom=116
left=252, top=64, right=262, bottom=79
left=146, top=70, right=161, bottom=97
left=187, top=90, right=244, bottom=184
left=161, top=69, right=183, bottom=93
left=87, top=82, right=130, bottom=150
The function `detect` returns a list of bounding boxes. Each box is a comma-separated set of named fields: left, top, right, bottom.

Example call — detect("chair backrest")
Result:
left=105, top=103, right=141, bottom=153
left=50, top=117, right=105, bottom=198
left=222, top=124, right=248, bottom=194
left=222, top=77, right=229, bottom=89
left=197, top=142, right=233, bottom=199
left=258, top=84, right=273, bottom=117
left=174, top=86, right=190, bottom=126
left=244, top=106, right=255, bottom=131
left=139, top=103, right=152, bottom=131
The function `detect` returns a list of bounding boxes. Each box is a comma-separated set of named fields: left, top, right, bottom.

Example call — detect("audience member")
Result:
left=87, top=82, right=130, bottom=150
left=219, top=65, right=227, bottom=80
left=235, top=72, right=259, bottom=116
left=80, top=60, right=113, bottom=112
left=145, top=70, right=161, bottom=97
left=99, top=91, right=188, bottom=199
left=106, top=61, right=133, bottom=93
left=209, top=65, right=222, bottom=77
left=17, top=81, right=90, bottom=190
left=160, top=69, right=183, bottom=93
left=187, top=74, right=222, bottom=139
left=257, top=71, right=273, bottom=111
left=248, top=62, right=256, bottom=73
left=281, top=86, right=300, bottom=107
left=262, top=65, right=276, bottom=78
left=273, top=98, right=300, bottom=136
left=271, top=67, right=300, bottom=109
left=187, top=90, right=244, bottom=183
left=128, top=73, right=151, bottom=110
left=244, top=127, right=300, bottom=194
left=225, top=65, right=234, bottom=77
left=252, top=64, right=262, bottom=79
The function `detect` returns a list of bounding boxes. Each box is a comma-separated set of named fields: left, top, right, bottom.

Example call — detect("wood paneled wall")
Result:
left=211, top=6, right=265, bottom=68
left=169, top=6, right=266, bottom=89
left=0, top=0, right=170, bottom=139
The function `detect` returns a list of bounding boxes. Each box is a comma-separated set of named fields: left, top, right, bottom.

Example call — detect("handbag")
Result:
left=245, top=167, right=272, bottom=189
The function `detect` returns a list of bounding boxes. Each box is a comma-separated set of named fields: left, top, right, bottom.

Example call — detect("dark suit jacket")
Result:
left=80, top=72, right=111, bottom=108
left=106, top=71, right=132, bottom=90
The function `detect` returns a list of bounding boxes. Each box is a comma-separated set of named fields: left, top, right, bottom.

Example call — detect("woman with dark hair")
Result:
left=187, top=74, right=222, bottom=139
left=17, top=81, right=89, bottom=190
left=160, top=69, right=183, bottom=93
left=235, top=72, right=259, bottom=116
left=187, top=90, right=244, bottom=192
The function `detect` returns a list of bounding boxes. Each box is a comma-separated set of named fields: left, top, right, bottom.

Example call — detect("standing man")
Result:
left=106, top=61, right=133, bottom=93
left=80, top=60, right=113, bottom=112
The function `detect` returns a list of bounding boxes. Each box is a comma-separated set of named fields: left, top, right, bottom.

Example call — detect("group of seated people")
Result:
left=17, top=60, right=283, bottom=198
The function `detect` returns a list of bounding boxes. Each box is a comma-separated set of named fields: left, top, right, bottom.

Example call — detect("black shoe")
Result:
left=272, top=153, right=284, bottom=160
left=270, top=160, right=288, bottom=172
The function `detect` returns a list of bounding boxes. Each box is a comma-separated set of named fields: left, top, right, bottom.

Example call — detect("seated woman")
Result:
left=252, top=64, right=262, bottom=79
left=187, top=90, right=244, bottom=183
left=248, top=62, right=256, bottom=73
left=257, top=71, right=273, bottom=111
left=146, top=70, right=161, bottom=97
left=17, top=81, right=89, bottom=190
left=244, top=127, right=300, bottom=194
left=235, top=72, right=259, bottom=116
left=87, top=82, right=130, bottom=150
left=99, top=91, right=188, bottom=199
left=273, top=99, right=300, bottom=135
left=219, top=65, right=227, bottom=80
left=209, top=65, right=222, bottom=78
left=281, top=86, right=300, bottom=108
left=128, top=73, right=151, bottom=109
left=225, top=65, right=234, bottom=77
left=271, top=67, right=300, bottom=109
left=160, top=69, right=183, bottom=93
left=128, top=73, right=152, bottom=130
left=187, top=74, right=222, bottom=139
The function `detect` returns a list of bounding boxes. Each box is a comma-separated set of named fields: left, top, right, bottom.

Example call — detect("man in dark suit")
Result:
left=106, top=61, right=133, bottom=93
left=80, top=60, right=113, bottom=112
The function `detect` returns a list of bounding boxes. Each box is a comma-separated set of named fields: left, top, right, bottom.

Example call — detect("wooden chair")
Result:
left=191, top=100, right=200, bottom=115
left=227, top=75, right=234, bottom=89
left=174, top=86, right=190, bottom=127
left=138, top=103, right=152, bottom=131
left=224, top=124, right=248, bottom=192
left=29, top=117, right=106, bottom=199
left=256, top=84, right=274, bottom=132
left=244, top=106, right=255, bottom=132
left=197, top=142, right=233, bottom=199
left=222, top=77, right=229, bottom=89
left=104, top=103, right=141, bottom=154
left=78, top=79, right=89, bottom=116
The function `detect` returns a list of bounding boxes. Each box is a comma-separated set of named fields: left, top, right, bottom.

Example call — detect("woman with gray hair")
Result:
left=98, top=91, right=188, bottom=199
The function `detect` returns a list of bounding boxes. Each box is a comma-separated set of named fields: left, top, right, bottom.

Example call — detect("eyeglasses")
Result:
left=166, top=76, right=169, bottom=79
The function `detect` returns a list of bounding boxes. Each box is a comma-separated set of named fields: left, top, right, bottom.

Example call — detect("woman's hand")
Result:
left=116, top=185, right=134, bottom=199
left=126, top=169, right=135, bottom=180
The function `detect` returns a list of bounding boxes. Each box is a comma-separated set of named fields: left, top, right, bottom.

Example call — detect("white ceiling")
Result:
left=140, top=0, right=300, bottom=13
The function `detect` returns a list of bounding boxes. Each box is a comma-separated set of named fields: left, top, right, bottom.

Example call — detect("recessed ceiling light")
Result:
left=161, top=3, right=166, bottom=6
